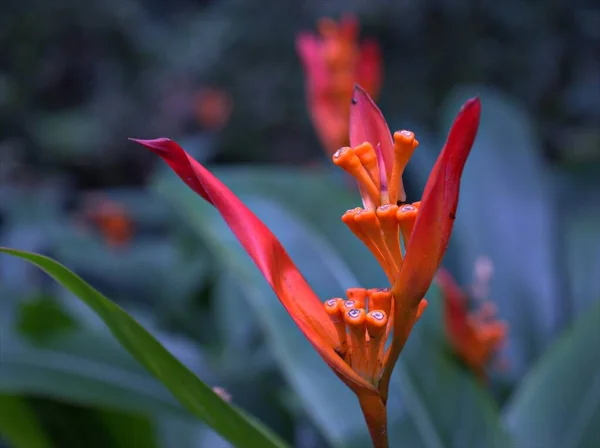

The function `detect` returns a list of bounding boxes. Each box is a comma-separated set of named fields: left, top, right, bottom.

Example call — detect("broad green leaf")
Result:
left=51, top=237, right=182, bottom=306
left=0, top=330, right=191, bottom=419
left=3, top=326, right=221, bottom=448
left=158, top=416, right=231, bottom=448
left=0, top=247, right=288, bottom=448
left=503, top=300, right=600, bottom=448
left=0, top=395, right=52, bottom=448
left=559, top=170, right=600, bottom=317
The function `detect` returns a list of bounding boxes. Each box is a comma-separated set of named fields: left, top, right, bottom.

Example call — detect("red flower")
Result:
left=436, top=268, right=508, bottom=380
left=131, top=86, right=480, bottom=447
left=297, top=15, right=381, bottom=155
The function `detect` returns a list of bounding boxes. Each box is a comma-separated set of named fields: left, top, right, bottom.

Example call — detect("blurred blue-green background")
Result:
left=1, top=1, right=599, bottom=447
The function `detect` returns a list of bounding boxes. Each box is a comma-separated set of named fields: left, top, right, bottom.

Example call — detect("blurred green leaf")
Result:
left=503, top=300, right=600, bottom=448
left=17, top=294, right=77, bottom=343
left=213, top=274, right=257, bottom=352
left=98, top=409, right=157, bottom=448
left=0, top=394, right=52, bottom=448
left=52, top=237, right=182, bottom=306
left=559, top=171, right=600, bottom=317
left=392, top=291, right=512, bottom=448
left=153, top=170, right=511, bottom=448
left=0, top=247, right=288, bottom=448
left=3, top=307, right=204, bottom=420
left=30, top=109, right=105, bottom=159
left=158, top=416, right=231, bottom=448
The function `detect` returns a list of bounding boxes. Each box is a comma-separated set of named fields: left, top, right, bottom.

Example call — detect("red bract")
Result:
left=132, top=88, right=480, bottom=448
left=436, top=268, right=508, bottom=380
left=296, top=15, right=381, bottom=155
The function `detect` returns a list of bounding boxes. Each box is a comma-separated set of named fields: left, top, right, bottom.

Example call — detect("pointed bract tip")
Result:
left=129, top=138, right=174, bottom=153
left=462, top=97, right=481, bottom=114
left=351, top=83, right=380, bottom=111
left=353, top=83, right=367, bottom=94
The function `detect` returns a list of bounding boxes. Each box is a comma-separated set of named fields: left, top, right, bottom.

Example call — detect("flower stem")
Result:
left=358, top=393, right=388, bottom=448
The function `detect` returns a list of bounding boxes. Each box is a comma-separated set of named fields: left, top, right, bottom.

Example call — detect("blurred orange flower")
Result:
left=436, top=267, right=508, bottom=380
left=82, top=195, right=133, bottom=249
left=297, top=14, right=381, bottom=155
left=194, top=87, right=233, bottom=131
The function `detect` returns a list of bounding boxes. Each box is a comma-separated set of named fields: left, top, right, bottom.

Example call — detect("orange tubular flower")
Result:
left=131, top=86, right=479, bottom=448
left=436, top=268, right=508, bottom=380
left=296, top=15, right=381, bottom=155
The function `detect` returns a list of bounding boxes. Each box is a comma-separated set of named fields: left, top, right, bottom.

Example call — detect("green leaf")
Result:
left=16, top=294, right=77, bottom=343
left=0, top=395, right=52, bottom=448
left=158, top=416, right=230, bottom=448
left=51, top=237, right=182, bottom=306
left=97, top=409, right=157, bottom=448
left=503, top=300, right=600, bottom=448
left=0, top=247, right=288, bottom=448
left=560, top=171, right=600, bottom=317
left=0, top=330, right=189, bottom=420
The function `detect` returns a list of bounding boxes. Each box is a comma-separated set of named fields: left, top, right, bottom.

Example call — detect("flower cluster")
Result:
left=297, top=15, right=381, bottom=155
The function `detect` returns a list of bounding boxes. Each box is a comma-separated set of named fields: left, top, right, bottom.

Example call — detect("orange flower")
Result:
left=297, top=14, right=381, bottom=155
left=82, top=195, right=133, bottom=249
left=194, top=87, right=232, bottom=131
left=131, top=86, right=480, bottom=447
left=436, top=268, right=508, bottom=380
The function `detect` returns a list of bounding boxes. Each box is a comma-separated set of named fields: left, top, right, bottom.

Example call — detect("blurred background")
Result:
left=1, top=1, right=599, bottom=447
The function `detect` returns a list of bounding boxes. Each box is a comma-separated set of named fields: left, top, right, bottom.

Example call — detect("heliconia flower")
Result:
left=296, top=14, right=381, bottom=155
left=436, top=268, right=508, bottom=380
left=130, top=86, right=479, bottom=448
